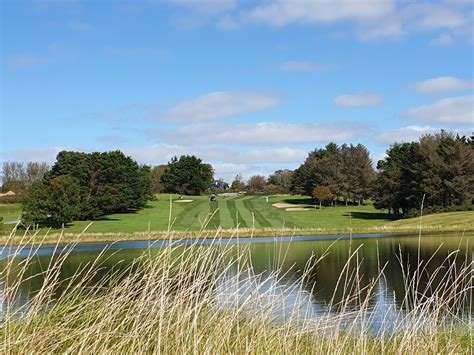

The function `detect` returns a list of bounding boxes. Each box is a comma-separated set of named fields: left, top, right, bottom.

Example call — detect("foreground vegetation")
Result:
left=0, top=231, right=472, bottom=353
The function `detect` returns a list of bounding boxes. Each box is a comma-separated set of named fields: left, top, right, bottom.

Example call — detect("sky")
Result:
left=1, top=0, right=473, bottom=182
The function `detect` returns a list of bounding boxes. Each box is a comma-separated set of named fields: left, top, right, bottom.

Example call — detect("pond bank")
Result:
left=1, top=224, right=472, bottom=247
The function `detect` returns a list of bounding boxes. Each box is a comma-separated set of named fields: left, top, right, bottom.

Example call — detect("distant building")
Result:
left=0, top=191, right=16, bottom=197
left=209, top=179, right=229, bottom=191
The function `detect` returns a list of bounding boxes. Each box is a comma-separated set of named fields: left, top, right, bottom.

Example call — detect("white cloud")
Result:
left=357, top=18, right=404, bottom=41
left=403, top=95, right=474, bottom=124
left=239, top=147, right=307, bottom=164
left=161, top=121, right=368, bottom=145
left=212, top=163, right=250, bottom=176
left=216, top=15, right=240, bottom=30
left=164, top=91, right=281, bottom=121
left=402, top=3, right=467, bottom=32
left=243, top=0, right=394, bottom=27
left=68, top=20, right=94, bottom=32
left=230, top=0, right=473, bottom=43
left=276, top=61, right=331, bottom=72
left=413, top=76, right=473, bottom=96
left=334, top=93, right=382, bottom=107
left=125, top=142, right=307, bottom=164
left=429, top=33, right=454, bottom=46
left=124, top=143, right=307, bottom=181
left=376, top=125, right=438, bottom=145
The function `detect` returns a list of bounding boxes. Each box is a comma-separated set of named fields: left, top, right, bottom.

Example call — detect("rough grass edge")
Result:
left=1, top=224, right=473, bottom=246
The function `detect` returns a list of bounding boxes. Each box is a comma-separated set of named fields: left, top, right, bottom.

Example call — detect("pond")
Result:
left=1, top=232, right=472, bottom=329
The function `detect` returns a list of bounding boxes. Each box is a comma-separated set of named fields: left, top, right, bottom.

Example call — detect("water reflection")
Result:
left=0, top=233, right=472, bottom=326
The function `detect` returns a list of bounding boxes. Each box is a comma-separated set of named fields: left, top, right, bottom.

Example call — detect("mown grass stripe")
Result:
left=234, top=197, right=255, bottom=228
left=249, top=196, right=298, bottom=229
left=173, top=199, right=209, bottom=230
left=227, top=198, right=248, bottom=228
left=217, top=198, right=234, bottom=229
left=207, top=201, right=221, bottom=229
left=243, top=197, right=272, bottom=228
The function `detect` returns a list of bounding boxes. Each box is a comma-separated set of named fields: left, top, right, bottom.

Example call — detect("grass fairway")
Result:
left=0, top=204, right=22, bottom=223
left=65, top=194, right=399, bottom=234
left=1, top=195, right=473, bottom=237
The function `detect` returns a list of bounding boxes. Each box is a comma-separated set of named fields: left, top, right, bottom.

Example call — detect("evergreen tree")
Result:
left=350, top=144, right=376, bottom=205
left=22, top=181, right=50, bottom=225
left=22, top=175, right=81, bottom=226
left=22, top=150, right=152, bottom=225
left=290, top=142, right=375, bottom=205
left=47, top=175, right=82, bottom=226
left=160, top=155, right=213, bottom=195
left=374, top=131, right=473, bottom=215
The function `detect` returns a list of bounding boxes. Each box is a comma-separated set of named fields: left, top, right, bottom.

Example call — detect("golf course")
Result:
left=1, top=194, right=472, bottom=239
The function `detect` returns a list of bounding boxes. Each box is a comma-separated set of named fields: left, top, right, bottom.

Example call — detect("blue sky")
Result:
left=1, top=0, right=473, bottom=181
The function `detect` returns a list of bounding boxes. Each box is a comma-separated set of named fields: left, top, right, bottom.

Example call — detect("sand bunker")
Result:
left=272, top=203, right=298, bottom=209
left=174, top=199, right=193, bottom=203
left=285, top=207, right=311, bottom=212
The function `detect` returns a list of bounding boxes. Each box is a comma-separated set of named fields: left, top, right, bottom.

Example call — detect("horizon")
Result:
left=1, top=0, right=473, bottom=181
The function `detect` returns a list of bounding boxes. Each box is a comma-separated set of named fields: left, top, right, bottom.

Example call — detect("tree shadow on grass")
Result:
left=141, top=205, right=155, bottom=209
left=282, top=197, right=314, bottom=205
left=344, top=211, right=400, bottom=221
left=92, top=216, right=121, bottom=222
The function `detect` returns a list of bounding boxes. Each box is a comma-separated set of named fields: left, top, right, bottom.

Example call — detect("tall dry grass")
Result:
left=0, top=227, right=472, bottom=354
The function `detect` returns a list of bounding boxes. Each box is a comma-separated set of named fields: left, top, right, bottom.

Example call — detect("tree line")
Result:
left=2, top=129, right=472, bottom=226
left=374, top=131, right=473, bottom=216
left=291, top=143, right=375, bottom=206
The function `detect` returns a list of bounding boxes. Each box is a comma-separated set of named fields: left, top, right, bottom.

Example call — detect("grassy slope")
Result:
left=1, top=195, right=472, bottom=236
left=387, top=211, right=473, bottom=230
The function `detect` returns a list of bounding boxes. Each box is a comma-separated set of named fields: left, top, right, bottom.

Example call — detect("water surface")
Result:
left=1, top=232, right=472, bottom=326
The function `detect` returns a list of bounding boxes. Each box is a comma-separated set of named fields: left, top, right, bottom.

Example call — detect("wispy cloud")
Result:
left=32, top=0, right=81, bottom=12
left=97, top=136, right=128, bottom=146
left=334, top=93, right=382, bottom=107
left=221, top=0, right=473, bottom=44
left=162, top=91, right=281, bottom=121
left=125, top=143, right=307, bottom=166
left=7, top=44, right=62, bottom=68
left=242, top=0, right=394, bottom=27
left=160, top=0, right=236, bottom=15
left=275, top=61, right=332, bottom=72
left=103, top=46, right=167, bottom=57
left=161, top=0, right=236, bottom=29
left=0, top=147, right=65, bottom=163
left=375, top=125, right=438, bottom=145
left=158, top=121, right=369, bottom=145
left=412, top=76, right=473, bottom=96
left=68, top=20, right=94, bottom=32
left=429, top=33, right=454, bottom=46
left=124, top=142, right=307, bottom=180
left=403, top=95, right=474, bottom=124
